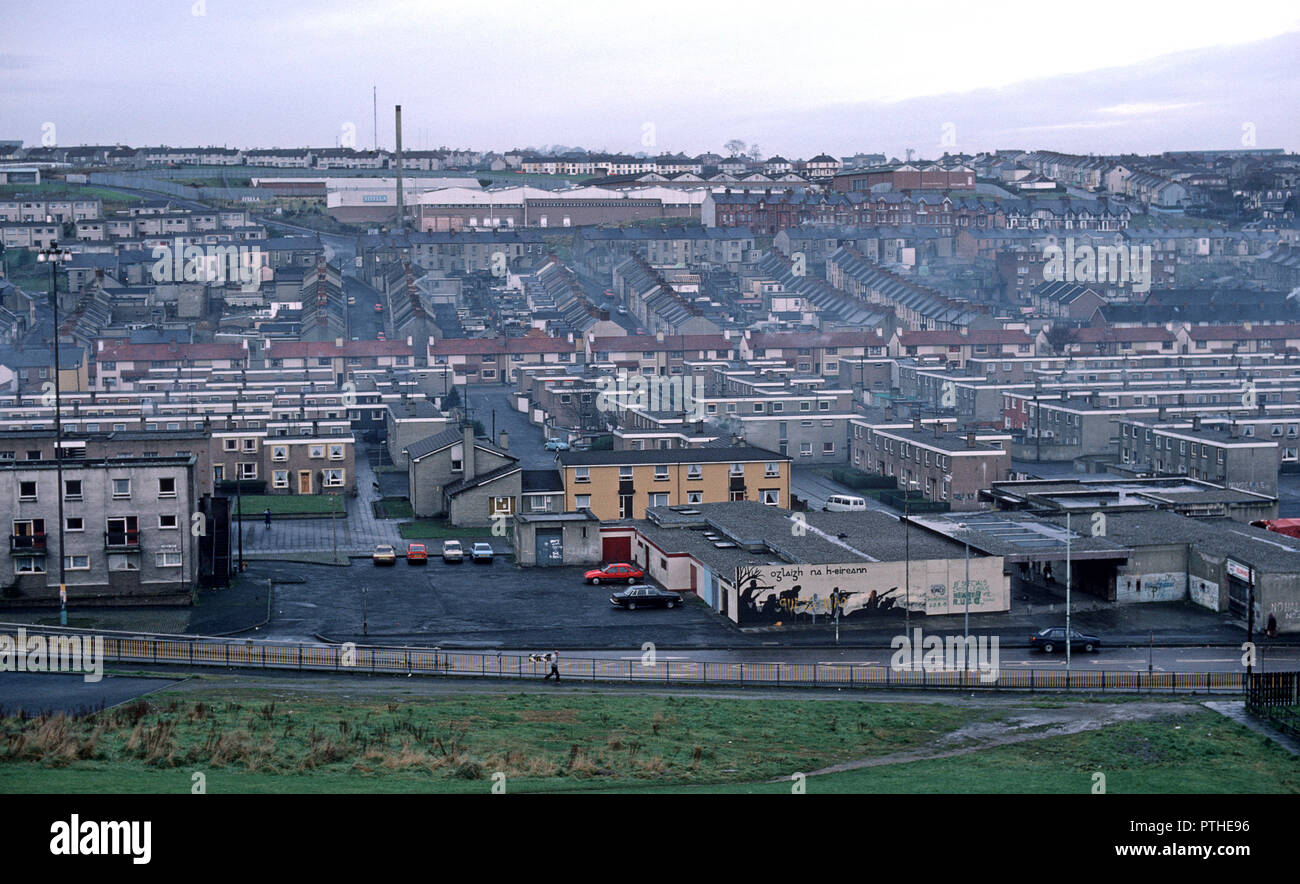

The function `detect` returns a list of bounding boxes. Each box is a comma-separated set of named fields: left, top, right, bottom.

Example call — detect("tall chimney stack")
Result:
left=394, top=104, right=404, bottom=231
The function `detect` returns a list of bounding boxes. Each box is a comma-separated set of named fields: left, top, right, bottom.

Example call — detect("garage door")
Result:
left=602, top=535, right=631, bottom=563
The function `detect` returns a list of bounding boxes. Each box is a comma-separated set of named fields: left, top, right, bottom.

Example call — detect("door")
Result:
left=602, top=535, right=631, bottom=563
left=535, top=529, right=563, bottom=566
left=689, top=564, right=697, bottom=593
left=298, top=470, right=312, bottom=494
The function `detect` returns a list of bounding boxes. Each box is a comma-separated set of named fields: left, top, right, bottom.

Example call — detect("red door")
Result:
left=602, top=535, right=631, bottom=563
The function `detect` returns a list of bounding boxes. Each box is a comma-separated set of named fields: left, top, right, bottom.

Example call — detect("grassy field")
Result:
left=397, top=520, right=488, bottom=540
left=376, top=497, right=413, bottom=519
left=234, top=494, right=345, bottom=517
left=0, top=688, right=1294, bottom=794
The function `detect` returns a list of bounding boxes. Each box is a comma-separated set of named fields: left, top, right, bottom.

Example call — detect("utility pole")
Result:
left=1065, top=511, right=1072, bottom=677
left=331, top=492, right=338, bottom=562
left=903, top=478, right=914, bottom=638
left=37, top=234, right=68, bottom=625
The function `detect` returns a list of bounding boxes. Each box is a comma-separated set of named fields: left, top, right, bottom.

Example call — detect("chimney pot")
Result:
left=966, top=431, right=977, bottom=449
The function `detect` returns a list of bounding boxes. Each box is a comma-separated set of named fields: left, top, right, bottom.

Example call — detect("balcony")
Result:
left=10, top=534, right=46, bottom=553
left=104, top=530, right=142, bottom=551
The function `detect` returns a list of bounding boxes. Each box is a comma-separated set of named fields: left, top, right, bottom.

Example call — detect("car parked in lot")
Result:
left=373, top=303, right=384, bottom=312
left=544, top=438, right=570, bottom=451
left=471, top=543, right=494, bottom=563
left=610, top=585, right=683, bottom=610
left=441, top=540, right=464, bottom=563
left=406, top=542, right=428, bottom=564
left=372, top=543, right=397, bottom=566
left=1029, top=627, right=1101, bottom=653
left=584, top=562, right=644, bottom=585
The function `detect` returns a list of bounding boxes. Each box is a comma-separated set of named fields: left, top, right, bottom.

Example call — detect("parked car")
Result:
left=376, top=331, right=386, bottom=340
left=584, top=562, right=644, bottom=585
left=441, top=540, right=464, bottom=563
left=1029, top=627, right=1101, bottom=653
left=823, top=494, right=867, bottom=512
left=544, top=438, right=570, bottom=451
left=373, top=303, right=384, bottom=312
left=372, top=543, right=397, bottom=566
left=347, top=296, right=356, bottom=305
left=406, top=542, right=428, bottom=564
left=610, top=585, right=682, bottom=610
left=616, top=305, right=629, bottom=315
left=470, top=542, right=494, bottom=563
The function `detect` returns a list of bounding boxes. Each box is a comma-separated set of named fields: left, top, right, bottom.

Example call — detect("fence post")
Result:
left=335, top=644, right=340, bottom=671
left=628, top=659, right=633, bottom=681
left=188, top=640, right=193, bottom=666
left=299, top=644, right=303, bottom=671
left=703, top=661, right=708, bottom=685
left=665, top=660, right=670, bottom=684
left=813, top=662, right=818, bottom=686
left=593, top=658, right=597, bottom=682
left=740, top=663, right=744, bottom=686
left=225, top=642, right=229, bottom=668
left=1030, top=668, right=1034, bottom=691
left=776, top=664, right=780, bottom=687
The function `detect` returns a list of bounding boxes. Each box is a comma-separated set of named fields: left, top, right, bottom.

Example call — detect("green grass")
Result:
left=397, top=520, right=487, bottom=540
left=633, top=711, right=1300, bottom=794
left=0, top=690, right=1293, bottom=794
left=0, top=689, right=974, bottom=793
left=234, top=494, right=345, bottom=516
left=377, top=498, right=413, bottom=519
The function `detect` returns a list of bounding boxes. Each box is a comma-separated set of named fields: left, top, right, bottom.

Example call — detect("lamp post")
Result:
left=1065, top=511, right=1072, bottom=677
left=36, top=234, right=68, bottom=625
left=903, top=478, right=917, bottom=637
left=958, top=522, right=970, bottom=651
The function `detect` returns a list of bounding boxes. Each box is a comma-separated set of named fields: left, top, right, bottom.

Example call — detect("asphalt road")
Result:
left=462, top=384, right=558, bottom=469
left=0, top=673, right=181, bottom=716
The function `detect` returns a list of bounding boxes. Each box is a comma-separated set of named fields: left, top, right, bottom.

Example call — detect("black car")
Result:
left=609, top=585, right=683, bottom=610
left=1029, top=627, right=1101, bottom=653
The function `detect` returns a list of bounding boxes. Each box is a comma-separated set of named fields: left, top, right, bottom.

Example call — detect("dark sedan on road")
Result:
left=609, top=585, right=683, bottom=610
left=1029, top=627, right=1101, bottom=653
left=584, top=562, right=644, bottom=585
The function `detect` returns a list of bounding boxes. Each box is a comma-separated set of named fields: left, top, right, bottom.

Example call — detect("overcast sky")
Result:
left=3, top=0, right=1298, bottom=158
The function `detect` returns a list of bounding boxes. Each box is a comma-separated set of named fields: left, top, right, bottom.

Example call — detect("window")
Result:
left=329, top=444, right=344, bottom=460
left=819, top=401, right=830, bottom=411
left=213, top=465, right=225, bottom=482
left=112, top=478, right=131, bottom=498
left=19, top=481, right=37, bottom=501
left=158, top=477, right=176, bottom=497
left=159, top=514, right=178, bottom=530
left=64, top=479, right=82, bottom=500
left=64, top=555, right=90, bottom=570
left=685, top=464, right=703, bottom=480
left=649, top=492, right=668, bottom=507
left=765, top=462, right=781, bottom=477
left=761, top=489, right=780, bottom=506
left=15, top=556, right=46, bottom=574
left=574, top=467, right=590, bottom=483
left=619, top=466, right=633, bottom=479
left=490, top=497, right=514, bottom=515
left=310, top=445, right=324, bottom=459
left=654, top=465, right=669, bottom=481
left=800, top=441, right=813, bottom=456
left=823, top=442, right=835, bottom=454
left=575, top=494, right=591, bottom=509
left=223, top=439, right=238, bottom=451
left=242, top=439, right=257, bottom=452
left=66, top=517, right=83, bottom=532
left=156, top=552, right=183, bottom=568
left=686, top=491, right=702, bottom=504
left=238, top=463, right=257, bottom=479
left=273, top=470, right=289, bottom=489
left=322, top=469, right=344, bottom=488
left=271, top=446, right=288, bottom=461
left=729, top=463, right=744, bottom=476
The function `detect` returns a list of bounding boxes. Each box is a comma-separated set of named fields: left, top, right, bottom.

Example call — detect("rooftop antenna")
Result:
left=394, top=104, right=405, bottom=231
left=372, top=86, right=378, bottom=151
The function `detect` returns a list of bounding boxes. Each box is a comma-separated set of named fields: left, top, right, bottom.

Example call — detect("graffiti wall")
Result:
left=730, top=558, right=1008, bottom=626
left=1116, top=571, right=1186, bottom=604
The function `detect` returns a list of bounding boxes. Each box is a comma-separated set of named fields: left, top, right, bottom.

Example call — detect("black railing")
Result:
left=9, top=534, right=46, bottom=551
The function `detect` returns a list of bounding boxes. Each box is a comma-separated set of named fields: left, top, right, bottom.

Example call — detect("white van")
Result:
left=823, top=495, right=867, bottom=512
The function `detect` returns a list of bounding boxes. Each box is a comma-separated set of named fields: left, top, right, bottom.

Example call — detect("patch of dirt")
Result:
left=519, top=709, right=578, bottom=722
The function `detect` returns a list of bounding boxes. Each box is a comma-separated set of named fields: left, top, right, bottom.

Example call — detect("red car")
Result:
left=584, top=562, right=644, bottom=585
left=406, top=542, right=428, bottom=564
left=373, top=303, right=384, bottom=312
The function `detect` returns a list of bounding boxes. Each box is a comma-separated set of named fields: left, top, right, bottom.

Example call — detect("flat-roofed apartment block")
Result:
left=386, top=398, right=450, bottom=469
left=557, top=447, right=791, bottom=521
left=3, top=455, right=198, bottom=605
left=852, top=417, right=1012, bottom=510
left=1116, top=416, right=1279, bottom=496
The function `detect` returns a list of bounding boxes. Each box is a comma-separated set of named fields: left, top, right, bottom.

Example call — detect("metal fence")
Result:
left=1246, top=671, right=1300, bottom=739
left=0, top=623, right=1252, bottom=695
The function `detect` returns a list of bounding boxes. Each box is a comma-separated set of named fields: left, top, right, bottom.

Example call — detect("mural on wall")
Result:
left=733, top=560, right=1007, bottom=626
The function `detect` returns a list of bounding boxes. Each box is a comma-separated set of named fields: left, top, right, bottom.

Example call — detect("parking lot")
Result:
left=254, top=557, right=737, bottom=650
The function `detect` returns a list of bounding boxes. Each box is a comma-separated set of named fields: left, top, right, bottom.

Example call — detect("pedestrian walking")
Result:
left=544, top=650, right=560, bottom=682
left=264, top=508, right=272, bottom=528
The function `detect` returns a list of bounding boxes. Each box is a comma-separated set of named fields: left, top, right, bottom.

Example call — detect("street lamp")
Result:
left=36, top=232, right=69, bottom=625
left=958, top=521, right=970, bottom=650
left=903, top=477, right=918, bottom=637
